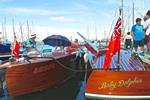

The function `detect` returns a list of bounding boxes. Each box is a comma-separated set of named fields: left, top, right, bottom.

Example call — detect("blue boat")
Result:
left=0, top=43, right=11, bottom=61
left=0, top=43, right=11, bottom=53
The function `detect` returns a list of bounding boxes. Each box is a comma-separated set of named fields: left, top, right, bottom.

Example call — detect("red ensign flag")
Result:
left=13, top=40, right=20, bottom=59
left=104, top=17, right=122, bottom=70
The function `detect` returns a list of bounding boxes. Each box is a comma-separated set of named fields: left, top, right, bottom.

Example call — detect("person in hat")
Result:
left=22, top=34, right=41, bottom=56
left=144, top=10, right=150, bottom=53
left=131, top=18, right=145, bottom=56
left=24, top=34, right=37, bottom=50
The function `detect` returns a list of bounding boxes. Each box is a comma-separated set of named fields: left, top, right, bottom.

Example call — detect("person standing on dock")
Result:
left=131, top=18, right=145, bottom=56
left=144, top=10, right=150, bottom=53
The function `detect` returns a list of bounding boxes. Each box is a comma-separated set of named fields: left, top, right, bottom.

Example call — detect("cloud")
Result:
left=1, top=7, right=72, bottom=16
left=49, top=16, right=75, bottom=22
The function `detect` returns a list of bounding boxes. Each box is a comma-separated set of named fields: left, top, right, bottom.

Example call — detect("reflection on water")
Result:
left=0, top=72, right=86, bottom=100
left=75, top=81, right=86, bottom=100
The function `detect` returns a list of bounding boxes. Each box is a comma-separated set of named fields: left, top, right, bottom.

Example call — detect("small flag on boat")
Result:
left=104, top=16, right=122, bottom=70
left=13, top=40, right=20, bottom=59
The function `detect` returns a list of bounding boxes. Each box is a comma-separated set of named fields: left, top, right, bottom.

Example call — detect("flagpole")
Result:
left=132, top=0, right=135, bottom=26
left=117, top=5, right=123, bottom=70
left=11, top=18, right=16, bottom=58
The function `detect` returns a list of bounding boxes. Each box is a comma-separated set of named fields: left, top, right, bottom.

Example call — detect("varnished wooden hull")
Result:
left=85, top=70, right=150, bottom=100
left=5, top=53, right=78, bottom=97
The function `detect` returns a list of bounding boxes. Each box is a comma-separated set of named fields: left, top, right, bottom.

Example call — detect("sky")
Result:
left=0, top=0, right=150, bottom=42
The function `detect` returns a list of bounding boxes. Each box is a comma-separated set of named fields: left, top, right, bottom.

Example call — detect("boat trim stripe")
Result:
left=85, top=93, right=150, bottom=99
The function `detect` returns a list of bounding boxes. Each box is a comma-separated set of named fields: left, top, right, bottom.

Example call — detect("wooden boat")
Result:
left=85, top=51, right=150, bottom=100
left=0, top=52, right=85, bottom=97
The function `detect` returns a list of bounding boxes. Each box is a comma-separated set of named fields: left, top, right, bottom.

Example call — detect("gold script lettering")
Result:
left=98, top=77, right=142, bottom=90
left=98, top=81, right=117, bottom=90
left=118, top=77, right=142, bottom=88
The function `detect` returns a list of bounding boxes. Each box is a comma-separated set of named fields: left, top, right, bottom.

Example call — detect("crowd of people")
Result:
left=124, top=10, right=150, bottom=56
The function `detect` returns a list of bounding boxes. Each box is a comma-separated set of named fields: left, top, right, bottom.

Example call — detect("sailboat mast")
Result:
left=12, top=18, right=16, bottom=39
left=2, top=23, right=4, bottom=42
left=20, top=23, right=24, bottom=42
left=27, top=20, right=30, bottom=39
left=121, top=0, right=124, bottom=33
left=128, top=6, right=130, bottom=32
left=141, top=0, right=144, bottom=17
left=4, top=17, right=7, bottom=41
left=132, top=0, right=135, bottom=25
left=117, top=0, right=123, bottom=69
left=11, top=18, right=16, bottom=57
left=95, top=26, right=97, bottom=41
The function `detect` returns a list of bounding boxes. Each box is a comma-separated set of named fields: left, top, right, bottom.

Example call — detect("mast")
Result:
left=11, top=18, right=16, bottom=58
left=127, top=6, right=130, bottom=32
left=95, top=25, right=97, bottom=41
left=4, top=17, right=7, bottom=42
left=104, top=30, right=106, bottom=40
left=12, top=18, right=16, bottom=38
left=2, top=23, right=4, bottom=42
left=20, top=23, right=24, bottom=42
left=27, top=20, right=30, bottom=39
left=121, top=0, right=124, bottom=31
left=117, top=0, right=123, bottom=69
left=31, top=20, right=34, bottom=35
left=132, top=0, right=135, bottom=25
left=141, top=0, right=144, bottom=17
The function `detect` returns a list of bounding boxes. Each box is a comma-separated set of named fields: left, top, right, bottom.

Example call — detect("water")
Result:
left=0, top=72, right=86, bottom=100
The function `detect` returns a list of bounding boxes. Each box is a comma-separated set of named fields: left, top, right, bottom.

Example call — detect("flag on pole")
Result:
left=13, top=40, right=20, bottom=59
left=103, top=17, right=122, bottom=70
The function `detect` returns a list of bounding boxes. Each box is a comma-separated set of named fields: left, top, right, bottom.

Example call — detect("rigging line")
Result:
left=106, top=8, right=118, bottom=46
left=134, top=7, right=144, bottom=17
left=44, top=57, right=93, bottom=72
left=123, top=8, right=132, bottom=35
left=28, top=56, right=93, bottom=72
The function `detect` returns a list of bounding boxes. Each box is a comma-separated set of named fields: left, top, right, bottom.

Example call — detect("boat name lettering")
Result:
left=118, top=77, right=142, bottom=88
left=98, top=77, right=142, bottom=90
left=98, top=81, right=117, bottom=90
left=33, top=63, right=55, bottom=74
